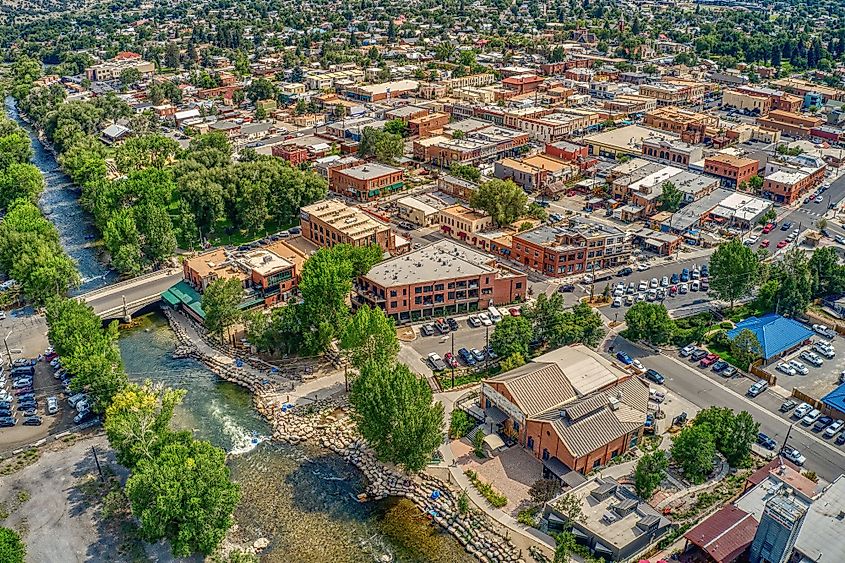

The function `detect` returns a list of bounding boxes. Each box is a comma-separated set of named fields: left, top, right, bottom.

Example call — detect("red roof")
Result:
left=114, top=51, right=142, bottom=60
left=685, top=506, right=758, bottom=563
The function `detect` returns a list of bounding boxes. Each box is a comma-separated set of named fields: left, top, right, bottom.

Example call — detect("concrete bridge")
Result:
left=77, top=269, right=183, bottom=320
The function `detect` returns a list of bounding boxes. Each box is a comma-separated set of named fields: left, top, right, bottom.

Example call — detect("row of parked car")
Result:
left=0, top=357, right=46, bottom=428
left=679, top=344, right=740, bottom=378
left=427, top=346, right=498, bottom=371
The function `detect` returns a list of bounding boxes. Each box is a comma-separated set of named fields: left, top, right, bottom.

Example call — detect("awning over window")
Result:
left=485, top=405, right=508, bottom=425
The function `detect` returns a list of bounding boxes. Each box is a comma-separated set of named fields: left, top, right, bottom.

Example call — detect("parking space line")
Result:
left=658, top=352, right=845, bottom=459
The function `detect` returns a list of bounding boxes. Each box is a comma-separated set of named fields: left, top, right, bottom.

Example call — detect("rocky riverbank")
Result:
left=163, top=308, right=527, bottom=563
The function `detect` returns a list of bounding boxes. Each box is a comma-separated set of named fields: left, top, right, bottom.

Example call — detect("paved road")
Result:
left=80, top=271, right=182, bottom=316
left=612, top=338, right=845, bottom=482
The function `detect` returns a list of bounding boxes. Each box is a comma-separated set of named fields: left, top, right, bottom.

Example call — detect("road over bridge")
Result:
left=77, top=269, right=183, bottom=320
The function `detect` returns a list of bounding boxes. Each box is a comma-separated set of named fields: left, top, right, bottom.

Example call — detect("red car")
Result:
left=509, top=307, right=521, bottom=317
left=443, top=352, right=459, bottom=368
left=761, top=239, right=770, bottom=248
left=699, top=353, right=719, bottom=367
left=777, top=240, right=788, bottom=248
left=762, top=223, right=775, bottom=234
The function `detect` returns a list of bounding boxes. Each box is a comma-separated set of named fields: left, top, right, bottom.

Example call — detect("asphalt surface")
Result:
left=612, top=337, right=845, bottom=482
left=80, top=271, right=182, bottom=316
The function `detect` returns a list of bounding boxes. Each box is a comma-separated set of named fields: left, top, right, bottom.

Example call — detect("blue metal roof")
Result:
left=822, top=383, right=845, bottom=414
left=727, top=314, right=814, bottom=360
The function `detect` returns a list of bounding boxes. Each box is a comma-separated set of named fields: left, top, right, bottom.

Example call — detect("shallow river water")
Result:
left=119, top=314, right=473, bottom=563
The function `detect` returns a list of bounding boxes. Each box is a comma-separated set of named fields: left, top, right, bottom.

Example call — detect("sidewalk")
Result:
left=437, top=440, right=557, bottom=559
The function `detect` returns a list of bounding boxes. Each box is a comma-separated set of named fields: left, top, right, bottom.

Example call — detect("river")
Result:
left=119, top=314, right=473, bottom=563
left=4, top=95, right=116, bottom=293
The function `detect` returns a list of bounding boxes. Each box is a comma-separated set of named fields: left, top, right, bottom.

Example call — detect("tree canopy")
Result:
left=350, top=360, right=444, bottom=472
left=671, top=423, right=716, bottom=484
left=634, top=450, right=668, bottom=499
left=624, top=302, right=675, bottom=345
left=202, top=277, right=244, bottom=342
left=490, top=315, right=534, bottom=359
left=709, top=238, right=760, bottom=310
left=0, top=527, right=26, bottom=563
left=469, top=179, right=528, bottom=226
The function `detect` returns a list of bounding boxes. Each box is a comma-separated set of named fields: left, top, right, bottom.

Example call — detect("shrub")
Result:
left=449, top=410, right=474, bottom=439
left=473, top=429, right=486, bottom=458
left=464, top=470, right=508, bottom=508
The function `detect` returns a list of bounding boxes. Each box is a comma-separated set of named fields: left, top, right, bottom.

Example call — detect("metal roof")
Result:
left=728, top=314, right=814, bottom=360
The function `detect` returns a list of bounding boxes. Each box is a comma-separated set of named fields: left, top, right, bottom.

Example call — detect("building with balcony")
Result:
left=355, top=239, right=527, bottom=321
left=300, top=199, right=406, bottom=254
left=756, top=110, right=824, bottom=138
left=511, top=218, right=629, bottom=277
left=643, top=106, right=718, bottom=144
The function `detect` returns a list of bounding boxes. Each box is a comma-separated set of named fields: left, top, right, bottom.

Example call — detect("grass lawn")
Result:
left=437, top=365, right=501, bottom=390
left=706, top=339, right=749, bottom=371
left=208, top=218, right=294, bottom=247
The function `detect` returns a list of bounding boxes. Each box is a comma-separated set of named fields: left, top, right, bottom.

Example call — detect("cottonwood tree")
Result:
left=350, top=361, right=444, bottom=472
left=634, top=450, right=668, bottom=499
left=340, top=305, right=400, bottom=369
left=709, top=238, right=760, bottom=310
left=470, top=179, right=528, bottom=226
left=624, top=302, right=675, bottom=345
left=671, top=424, right=716, bottom=484
left=202, top=277, right=244, bottom=343
left=490, top=315, right=534, bottom=359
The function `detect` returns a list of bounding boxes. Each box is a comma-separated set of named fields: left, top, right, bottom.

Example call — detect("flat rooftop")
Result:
left=364, top=239, right=500, bottom=287
left=301, top=199, right=390, bottom=240
left=338, top=163, right=402, bottom=181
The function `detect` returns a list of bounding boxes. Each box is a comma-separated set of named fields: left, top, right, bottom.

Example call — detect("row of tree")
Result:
left=44, top=298, right=239, bottom=557
left=489, top=297, right=606, bottom=369
left=0, top=119, right=79, bottom=305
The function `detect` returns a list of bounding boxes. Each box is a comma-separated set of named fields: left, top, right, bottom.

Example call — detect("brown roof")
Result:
left=492, top=362, right=577, bottom=417
left=685, top=505, right=758, bottom=563
left=745, top=456, right=818, bottom=498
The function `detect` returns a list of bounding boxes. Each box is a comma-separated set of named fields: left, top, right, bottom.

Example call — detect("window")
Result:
left=415, top=287, right=422, bottom=294
left=527, top=436, right=534, bottom=449
left=515, top=282, right=522, bottom=289
left=390, top=301, right=397, bottom=308
left=542, top=449, right=550, bottom=461
left=414, top=297, right=422, bottom=304
left=592, top=459, right=601, bottom=469
left=390, top=290, right=397, bottom=297
left=434, top=283, right=444, bottom=291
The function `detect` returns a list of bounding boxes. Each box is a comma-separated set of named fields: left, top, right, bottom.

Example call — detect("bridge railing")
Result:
left=77, top=268, right=180, bottom=301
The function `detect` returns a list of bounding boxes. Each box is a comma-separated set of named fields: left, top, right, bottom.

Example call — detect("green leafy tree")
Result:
left=671, top=424, right=716, bottom=484
left=358, top=127, right=404, bottom=164
left=384, top=119, right=408, bottom=136
left=658, top=181, right=683, bottom=212
left=0, top=121, right=34, bottom=170
left=0, top=163, right=44, bottom=209
left=694, top=407, right=759, bottom=466
left=729, top=328, right=763, bottom=370
left=105, top=382, right=187, bottom=468
left=469, top=179, right=528, bottom=226
left=103, top=209, right=143, bottom=275
left=350, top=360, right=444, bottom=472
left=624, top=302, right=676, bottom=345
left=809, top=246, right=845, bottom=298
left=58, top=135, right=107, bottom=186
left=0, top=527, right=25, bottom=563
left=634, top=450, right=668, bottom=499
left=246, top=77, right=277, bottom=102
left=490, top=315, right=534, bottom=359
left=119, top=67, right=142, bottom=86
left=709, top=238, right=760, bottom=310
left=135, top=204, right=177, bottom=263
left=499, top=353, right=525, bottom=372
left=448, top=161, right=480, bottom=182
left=553, top=531, right=577, bottom=563
left=126, top=437, right=240, bottom=557
left=340, top=305, right=399, bottom=369
left=771, top=248, right=812, bottom=316
left=202, top=277, right=244, bottom=343
left=529, top=479, right=561, bottom=504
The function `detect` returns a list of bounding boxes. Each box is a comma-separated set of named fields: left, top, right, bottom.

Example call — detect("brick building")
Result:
left=502, top=74, right=544, bottom=94
left=704, top=154, right=760, bottom=189
left=329, top=163, right=405, bottom=202
left=480, top=345, right=647, bottom=475
left=355, top=239, right=527, bottom=321
left=642, top=106, right=718, bottom=144
left=756, top=110, right=824, bottom=138
left=300, top=199, right=406, bottom=254
left=408, top=112, right=450, bottom=138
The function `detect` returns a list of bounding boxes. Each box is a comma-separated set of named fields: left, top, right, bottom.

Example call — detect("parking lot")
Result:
left=769, top=328, right=845, bottom=397
left=399, top=311, right=510, bottom=376
left=578, top=255, right=714, bottom=317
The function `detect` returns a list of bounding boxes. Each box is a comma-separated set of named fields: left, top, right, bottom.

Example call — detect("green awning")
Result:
left=161, top=281, right=205, bottom=319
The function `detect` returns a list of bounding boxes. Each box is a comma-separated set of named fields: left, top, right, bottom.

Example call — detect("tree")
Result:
left=658, top=181, right=683, bottom=212
left=136, top=204, right=177, bottom=263
left=0, top=123, right=33, bottom=170
left=809, top=246, right=845, bottom=298
left=358, top=127, right=403, bottom=164
left=119, top=67, right=141, bottom=86
left=0, top=163, right=44, bottom=210
left=469, top=179, right=528, bottom=226
left=624, top=302, right=676, bottom=345
left=164, top=42, right=181, bottom=69
left=551, top=492, right=584, bottom=526
left=340, top=305, right=399, bottom=369
left=105, top=382, right=187, bottom=469
left=730, top=328, right=763, bottom=370
left=350, top=361, right=444, bottom=472
left=490, top=316, right=533, bottom=359
left=758, top=208, right=777, bottom=225
left=448, top=161, right=480, bottom=182
left=103, top=209, right=143, bottom=275
left=749, top=175, right=764, bottom=193
left=529, top=479, right=561, bottom=504
left=634, top=450, right=668, bottom=499
left=246, top=77, right=277, bottom=102
left=0, top=527, right=25, bottom=563
left=384, top=119, right=408, bottom=136
left=771, top=248, right=812, bottom=317
left=126, top=437, right=240, bottom=557
left=671, top=424, right=716, bottom=484
left=709, top=238, right=760, bottom=310
left=499, top=353, right=525, bottom=372
left=694, top=407, right=758, bottom=467
left=202, top=278, right=244, bottom=343
left=553, top=531, right=577, bottom=563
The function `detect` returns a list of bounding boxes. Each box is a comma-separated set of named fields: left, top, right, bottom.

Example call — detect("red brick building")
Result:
left=408, top=112, right=450, bottom=138
left=330, top=163, right=405, bottom=202
left=480, top=346, right=647, bottom=475
left=355, top=239, right=526, bottom=321
left=704, top=154, right=759, bottom=189
left=502, top=74, right=544, bottom=94
left=272, top=145, right=309, bottom=166
left=300, top=199, right=405, bottom=254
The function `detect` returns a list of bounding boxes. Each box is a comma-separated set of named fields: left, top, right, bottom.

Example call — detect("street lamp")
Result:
left=3, top=330, right=12, bottom=366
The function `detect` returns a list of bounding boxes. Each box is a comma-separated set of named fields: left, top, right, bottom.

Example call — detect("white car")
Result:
left=478, top=313, right=493, bottom=326
left=631, top=359, right=645, bottom=373
left=748, top=234, right=760, bottom=244
left=800, top=350, right=824, bottom=366
left=690, top=280, right=700, bottom=292
left=613, top=296, right=622, bottom=307
left=812, top=324, right=836, bottom=339
left=801, top=409, right=821, bottom=425
left=583, top=274, right=594, bottom=284
left=625, top=294, right=634, bottom=306
left=636, top=293, right=646, bottom=302
left=783, top=447, right=806, bottom=466
left=46, top=396, right=58, bottom=415
left=793, top=402, right=813, bottom=419
left=787, top=359, right=808, bottom=375
left=661, top=276, right=669, bottom=287
left=638, top=280, right=648, bottom=292
left=613, top=287, right=625, bottom=297
left=824, top=419, right=844, bottom=438
left=678, top=283, right=689, bottom=294
left=813, top=342, right=835, bottom=358
left=627, top=282, right=636, bottom=294
left=650, top=278, right=659, bottom=289
left=649, top=389, right=666, bottom=403
left=637, top=262, right=650, bottom=271
left=680, top=345, right=697, bottom=357
left=776, top=362, right=797, bottom=376
left=647, top=289, right=657, bottom=302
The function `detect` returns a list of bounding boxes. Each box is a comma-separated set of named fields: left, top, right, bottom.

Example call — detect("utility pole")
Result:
left=3, top=330, right=12, bottom=365
left=779, top=422, right=795, bottom=455
left=450, top=331, right=455, bottom=388
left=485, top=325, right=490, bottom=372
left=92, top=446, right=104, bottom=481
